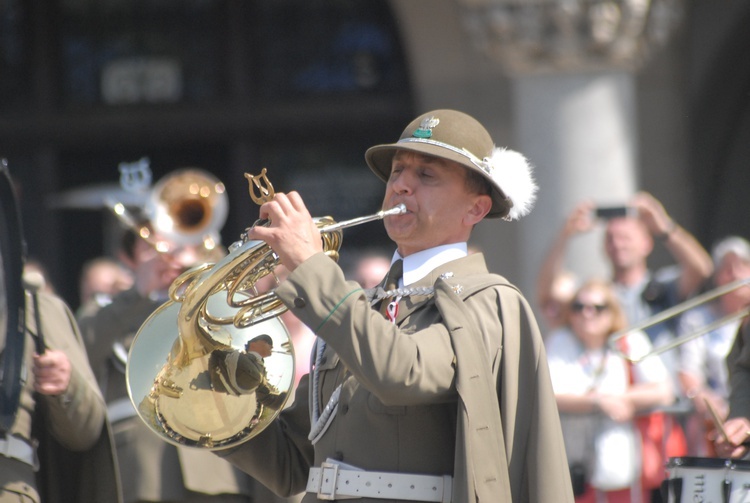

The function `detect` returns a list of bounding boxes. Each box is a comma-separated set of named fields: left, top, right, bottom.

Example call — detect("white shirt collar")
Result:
left=392, top=243, right=468, bottom=287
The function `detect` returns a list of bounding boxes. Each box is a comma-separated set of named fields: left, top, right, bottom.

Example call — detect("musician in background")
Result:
left=0, top=165, right=119, bottom=503
left=709, top=237, right=750, bottom=459
left=218, top=109, right=573, bottom=502
left=75, top=256, right=133, bottom=319
left=78, top=178, right=301, bottom=503
left=678, top=236, right=750, bottom=456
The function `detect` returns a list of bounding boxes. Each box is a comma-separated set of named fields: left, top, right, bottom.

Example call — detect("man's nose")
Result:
left=389, top=172, right=414, bottom=195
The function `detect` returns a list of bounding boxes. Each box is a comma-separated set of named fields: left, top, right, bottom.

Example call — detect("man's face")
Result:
left=132, top=234, right=207, bottom=295
left=716, top=253, right=750, bottom=312
left=603, top=217, right=653, bottom=271
left=247, top=340, right=273, bottom=358
left=381, top=151, right=491, bottom=257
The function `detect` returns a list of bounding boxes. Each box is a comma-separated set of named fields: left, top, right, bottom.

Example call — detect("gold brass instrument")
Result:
left=126, top=169, right=406, bottom=450
left=109, top=166, right=228, bottom=254
left=608, top=278, right=750, bottom=363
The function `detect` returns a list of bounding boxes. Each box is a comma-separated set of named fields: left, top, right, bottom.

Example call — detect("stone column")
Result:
left=459, top=0, right=684, bottom=300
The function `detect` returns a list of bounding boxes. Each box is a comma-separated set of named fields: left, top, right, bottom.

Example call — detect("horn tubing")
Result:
left=317, top=204, right=406, bottom=234
left=608, top=277, right=750, bottom=362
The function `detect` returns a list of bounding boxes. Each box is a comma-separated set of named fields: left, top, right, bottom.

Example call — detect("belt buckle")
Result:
left=317, top=461, right=340, bottom=500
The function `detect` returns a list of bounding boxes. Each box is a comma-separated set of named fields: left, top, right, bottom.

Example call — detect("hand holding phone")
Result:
left=595, top=206, right=636, bottom=220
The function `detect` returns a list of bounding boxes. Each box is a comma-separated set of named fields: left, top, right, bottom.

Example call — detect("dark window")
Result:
left=0, top=0, right=30, bottom=112
left=255, top=0, right=408, bottom=98
left=59, top=0, right=227, bottom=106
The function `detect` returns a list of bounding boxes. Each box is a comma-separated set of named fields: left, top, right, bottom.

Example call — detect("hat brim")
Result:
left=365, top=142, right=510, bottom=219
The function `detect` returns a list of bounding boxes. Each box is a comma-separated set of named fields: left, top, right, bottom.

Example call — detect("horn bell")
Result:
left=127, top=295, right=294, bottom=450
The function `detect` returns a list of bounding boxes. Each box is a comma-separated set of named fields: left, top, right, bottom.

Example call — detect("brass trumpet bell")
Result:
left=145, top=168, right=229, bottom=250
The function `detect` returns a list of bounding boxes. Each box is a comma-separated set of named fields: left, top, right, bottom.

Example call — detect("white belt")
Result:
left=307, top=459, right=452, bottom=502
left=107, top=397, right=137, bottom=423
left=0, top=436, right=38, bottom=470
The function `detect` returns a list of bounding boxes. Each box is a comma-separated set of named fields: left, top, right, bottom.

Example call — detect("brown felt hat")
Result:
left=365, top=109, right=537, bottom=220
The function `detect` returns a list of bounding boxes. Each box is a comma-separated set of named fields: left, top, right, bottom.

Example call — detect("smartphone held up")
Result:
left=594, top=206, right=636, bottom=220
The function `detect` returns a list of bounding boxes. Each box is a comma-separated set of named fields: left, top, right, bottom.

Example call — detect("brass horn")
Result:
left=608, top=278, right=750, bottom=363
left=108, top=166, right=228, bottom=254
left=145, top=168, right=228, bottom=251
left=126, top=170, right=406, bottom=450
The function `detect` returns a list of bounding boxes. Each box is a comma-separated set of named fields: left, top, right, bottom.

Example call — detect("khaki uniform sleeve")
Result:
left=728, top=322, right=750, bottom=420
left=35, top=292, right=106, bottom=451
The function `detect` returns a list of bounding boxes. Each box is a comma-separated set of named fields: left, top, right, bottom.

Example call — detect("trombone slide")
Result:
left=608, top=278, right=750, bottom=363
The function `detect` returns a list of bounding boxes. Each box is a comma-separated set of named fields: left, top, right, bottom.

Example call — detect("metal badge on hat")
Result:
left=412, top=116, right=439, bottom=138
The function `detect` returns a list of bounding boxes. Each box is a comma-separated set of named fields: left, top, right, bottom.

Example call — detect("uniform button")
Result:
left=340, top=403, right=349, bottom=414
left=293, top=297, right=306, bottom=308
left=332, top=451, right=344, bottom=461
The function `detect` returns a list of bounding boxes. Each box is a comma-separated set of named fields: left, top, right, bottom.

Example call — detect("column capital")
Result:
left=458, top=0, right=684, bottom=75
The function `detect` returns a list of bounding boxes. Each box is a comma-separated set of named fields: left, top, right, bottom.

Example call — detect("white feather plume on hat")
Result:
left=481, top=147, right=538, bottom=221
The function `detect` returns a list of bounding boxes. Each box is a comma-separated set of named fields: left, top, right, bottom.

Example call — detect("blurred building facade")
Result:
left=2, top=0, right=749, bottom=312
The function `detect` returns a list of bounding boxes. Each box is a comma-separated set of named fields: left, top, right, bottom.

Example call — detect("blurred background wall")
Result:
left=2, top=0, right=749, bottom=316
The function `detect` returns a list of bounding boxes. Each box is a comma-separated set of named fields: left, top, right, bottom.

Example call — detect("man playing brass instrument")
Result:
left=710, top=237, right=750, bottom=459
left=218, top=110, right=574, bottom=502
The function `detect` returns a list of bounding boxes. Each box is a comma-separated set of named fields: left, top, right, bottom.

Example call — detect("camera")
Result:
left=594, top=206, right=635, bottom=219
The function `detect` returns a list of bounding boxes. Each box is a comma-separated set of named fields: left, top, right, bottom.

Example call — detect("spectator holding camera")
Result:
left=537, top=192, right=713, bottom=390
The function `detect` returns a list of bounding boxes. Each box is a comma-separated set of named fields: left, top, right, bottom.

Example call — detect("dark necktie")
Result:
left=379, top=259, right=403, bottom=318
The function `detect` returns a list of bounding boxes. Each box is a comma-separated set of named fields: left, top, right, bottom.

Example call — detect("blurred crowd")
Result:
left=537, top=192, right=750, bottom=502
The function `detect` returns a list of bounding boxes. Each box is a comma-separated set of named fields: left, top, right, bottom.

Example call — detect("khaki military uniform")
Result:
left=220, top=252, right=573, bottom=502
left=727, top=321, right=750, bottom=420
left=1, top=289, right=120, bottom=503
left=79, top=287, right=300, bottom=503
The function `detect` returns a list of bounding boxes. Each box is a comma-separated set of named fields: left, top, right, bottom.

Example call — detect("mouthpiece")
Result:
left=318, top=204, right=407, bottom=234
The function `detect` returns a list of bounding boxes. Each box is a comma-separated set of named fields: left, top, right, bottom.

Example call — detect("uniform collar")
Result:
left=392, top=243, right=468, bottom=287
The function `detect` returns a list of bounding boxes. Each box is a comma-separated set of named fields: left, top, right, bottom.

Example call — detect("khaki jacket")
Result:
left=1, top=289, right=121, bottom=503
left=727, top=321, right=750, bottom=420
left=220, top=252, right=573, bottom=502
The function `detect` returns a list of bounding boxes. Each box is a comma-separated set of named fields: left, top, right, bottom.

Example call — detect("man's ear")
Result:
left=465, top=194, right=492, bottom=226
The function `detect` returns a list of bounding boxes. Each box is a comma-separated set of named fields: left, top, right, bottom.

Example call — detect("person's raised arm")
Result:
left=631, top=191, right=713, bottom=299
left=535, top=200, right=595, bottom=314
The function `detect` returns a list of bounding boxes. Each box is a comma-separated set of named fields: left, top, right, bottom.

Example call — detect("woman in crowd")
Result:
left=546, top=278, right=674, bottom=503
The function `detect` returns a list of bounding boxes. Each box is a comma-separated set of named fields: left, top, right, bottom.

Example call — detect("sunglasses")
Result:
left=571, top=302, right=609, bottom=314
